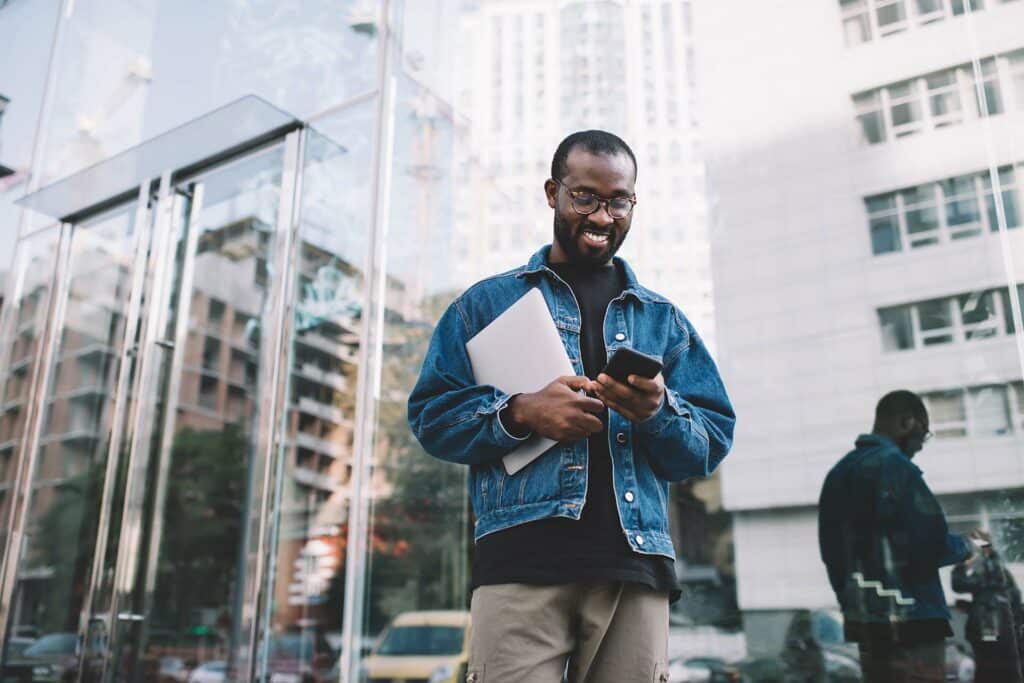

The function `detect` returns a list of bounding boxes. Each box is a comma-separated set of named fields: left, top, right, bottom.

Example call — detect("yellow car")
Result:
left=362, top=610, right=470, bottom=683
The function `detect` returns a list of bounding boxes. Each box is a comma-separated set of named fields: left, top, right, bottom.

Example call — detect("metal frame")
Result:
left=73, top=182, right=155, bottom=683
left=0, top=221, right=73, bottom=653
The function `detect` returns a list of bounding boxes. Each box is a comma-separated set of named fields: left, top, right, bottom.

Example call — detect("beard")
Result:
left=552, top=212, right=628, bottom=266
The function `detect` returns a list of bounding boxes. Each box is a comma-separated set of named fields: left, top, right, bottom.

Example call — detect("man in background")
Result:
left=818, top=390, right=981, bottom=682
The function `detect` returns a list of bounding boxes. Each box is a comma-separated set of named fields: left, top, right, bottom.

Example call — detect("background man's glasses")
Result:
left=555, top=179, right=636, bottom=219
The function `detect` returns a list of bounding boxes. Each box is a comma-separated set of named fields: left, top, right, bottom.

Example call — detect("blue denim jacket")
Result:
left=819, top=434, right=971, bottom=635
left=407, top=246, right=736, bottom=559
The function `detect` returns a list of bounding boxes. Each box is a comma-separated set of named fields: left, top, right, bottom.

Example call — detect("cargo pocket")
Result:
left=653, top=661, right=670, bottom=682
left=465, top=664, right=485, bottom=683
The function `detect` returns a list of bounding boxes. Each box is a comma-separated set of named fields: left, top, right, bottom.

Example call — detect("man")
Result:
left=408, top=130, right=735, bottom=682
left=952, top=534, right=1024, bottom=682
left=818, top=390, right=979, bottom=683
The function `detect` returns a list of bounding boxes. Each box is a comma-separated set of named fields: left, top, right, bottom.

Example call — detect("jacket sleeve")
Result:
left=635, top=315, right=735, bottom=482
left=895, top=468, right=971, bottom=576
left=407, top=299, right=530, bottom=466
left=952, top=562, right=979, bottom=594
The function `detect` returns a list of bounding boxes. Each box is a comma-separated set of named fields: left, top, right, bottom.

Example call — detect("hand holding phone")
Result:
left=601, top=348, right=663, bottom=384
left=594, top=348, right=665, bottom=424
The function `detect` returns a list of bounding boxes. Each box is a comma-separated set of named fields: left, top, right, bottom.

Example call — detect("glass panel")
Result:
left=968, top=385, right=1011, bottom=435
left=876, top=0, right=909, bottom=33
left=853, top=92, right=886, bottom=144
left=917, top=297, right=954, bottom=345
left=112, top=144, right=288, bottom=682
left=0, top=228, right=62, bottom=581
left=926, top=70, right=963, bottom=125
left=958, top=290, right=998, bottom=339
left=263, top=116, right=371, bottom=682
left=941, top=175, right=982, bottom=238
left=840, top=0, right=872, bottom=45
left=16, top=96, right=299, bottom=222
left=923, top=389, right=968, bottom=437
left=901, top=185, right=940, bottom=246
left=879, top=306, right=915, bottom=350
left=889, top=81, right=923, bottom=136
left=0, top=206, right=137, bottom=681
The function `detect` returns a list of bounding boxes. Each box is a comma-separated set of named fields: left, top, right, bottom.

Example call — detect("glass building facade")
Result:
left=0, top=0, right=1020, bottom=682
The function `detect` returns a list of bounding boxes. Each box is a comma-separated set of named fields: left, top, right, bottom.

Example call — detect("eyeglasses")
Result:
left=922, top=430, right=933, bottom=442
left=555, top=179, right=637, bottom=220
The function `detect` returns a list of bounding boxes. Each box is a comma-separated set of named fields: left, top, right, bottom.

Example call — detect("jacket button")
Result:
left=616, top=432, right=627, bottom=444
left=614, top=332, right=626, bottom=341
left=624, top=491, right=635, bottom=503
left=635, top=534, right=645, bottom=546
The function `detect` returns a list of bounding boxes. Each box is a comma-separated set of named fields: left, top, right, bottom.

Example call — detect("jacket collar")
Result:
left=518, top=244, right=661, bottom=304
left=855, top=433, right=921, bottom=472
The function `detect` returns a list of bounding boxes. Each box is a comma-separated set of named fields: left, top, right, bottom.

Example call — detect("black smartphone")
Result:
left=602, top=348, right=663, bottom=383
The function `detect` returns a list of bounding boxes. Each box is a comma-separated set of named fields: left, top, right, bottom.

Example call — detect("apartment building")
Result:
left=696, top=0, right=1024, bottom=647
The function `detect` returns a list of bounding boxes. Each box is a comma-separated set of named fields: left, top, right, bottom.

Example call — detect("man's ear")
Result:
left=898, top=414, right=916, bottom=435
left=544, top=179, right=558, bottom=209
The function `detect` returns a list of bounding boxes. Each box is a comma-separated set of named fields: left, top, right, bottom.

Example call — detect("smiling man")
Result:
left=408, top=130, right=735, bottom=683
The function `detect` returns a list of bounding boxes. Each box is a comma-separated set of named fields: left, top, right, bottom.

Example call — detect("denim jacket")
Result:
left=407, top=246, right=736, bottom=559
left=818, top=434, right=971, bottom=636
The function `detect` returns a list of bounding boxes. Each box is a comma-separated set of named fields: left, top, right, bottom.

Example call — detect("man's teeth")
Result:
left=583, top=231, right=609, bottom=243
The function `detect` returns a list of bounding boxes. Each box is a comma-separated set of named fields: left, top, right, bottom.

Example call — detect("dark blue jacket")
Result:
left=818, top=434, right=970, bottom=641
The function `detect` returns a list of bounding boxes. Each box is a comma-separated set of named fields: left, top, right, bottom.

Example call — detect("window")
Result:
left=888, top=80, right=924, bottom=137
left=866, top=194, right=901, bottom=254
left=202, top=336, right=221, bottom=371
left=1010, top=50, right=1024, bottom=110
left=972, top=58, right=1003, bottom=116
left=900, top=184, right=940, bottom=246
left=841, top=0, right=873, bottom=45
left=1011, top=381, right=1024, bottom=432
left=879, top=306, right=915, bottom=350
left=926, top=70, right=963, bottom=126
left=940, top=175, right=982, bottom=239
left=876, top=0, right=909, bottom=34
left=854, top=91, right=886, bottom=144
left=957, top=291, right=999, bottom=339
left=951, top=0, right=983, bottom=14
left=916, top=297, right=954, bottom=345
left=968, top=385, right=1012, bottom=436
left=208, top=298, right=226, bottom=323
left=923, top=389, right=968, bottom=437
left=914, top=0, right=947, bottom=22
left=983, top=166, right=1021, bottom=231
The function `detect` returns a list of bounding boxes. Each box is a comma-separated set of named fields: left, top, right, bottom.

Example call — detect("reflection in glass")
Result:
left=0, top=229, right=62, bottom=568
left=0, top=207, right=136, bottom=681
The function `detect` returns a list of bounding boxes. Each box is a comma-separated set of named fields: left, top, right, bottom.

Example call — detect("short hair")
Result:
left=875, top=390, right=927, bottom=424
left=550, top=130, right=638, bottom=183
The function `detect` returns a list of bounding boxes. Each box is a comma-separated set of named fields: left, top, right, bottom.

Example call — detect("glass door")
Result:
left=101, top=138, right=298, bottom=683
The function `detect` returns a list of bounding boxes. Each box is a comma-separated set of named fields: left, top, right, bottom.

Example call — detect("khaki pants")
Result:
left=467, top=581, right=670, bottom=683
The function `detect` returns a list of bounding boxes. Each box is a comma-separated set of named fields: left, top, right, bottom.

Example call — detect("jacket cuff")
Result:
left=480, top=392, right=533, bottom=448
left=638, top=388, right=696, bottom=437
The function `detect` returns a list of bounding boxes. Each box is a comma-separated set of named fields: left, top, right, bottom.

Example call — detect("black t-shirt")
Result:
left=472, top=260, right=680, bottom=601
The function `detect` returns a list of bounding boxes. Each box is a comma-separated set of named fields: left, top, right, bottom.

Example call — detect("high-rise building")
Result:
left=452, top=0, right=715, bottom=350
left=696, top=0, right=1024, bottom=649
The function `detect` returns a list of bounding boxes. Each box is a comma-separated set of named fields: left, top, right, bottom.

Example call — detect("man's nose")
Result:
left=588, top=203, right=615, bottom=228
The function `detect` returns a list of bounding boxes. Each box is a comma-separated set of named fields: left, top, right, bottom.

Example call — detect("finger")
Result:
left=577, top=413, right=604, bottom=433
left=560, top=375, right=591, bottom=391
left=626, top=373, right=663, bottom=395
left=600, top=397, right=638, bottom=423
left=596, top=373, right=636, bottom=402
left=575, top=396, right=607, bottom=414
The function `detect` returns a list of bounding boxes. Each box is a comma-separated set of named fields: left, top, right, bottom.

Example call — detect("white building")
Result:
left=695, top=0, right=1024, bottom=643
left=452, top=0, right=716, bottom=347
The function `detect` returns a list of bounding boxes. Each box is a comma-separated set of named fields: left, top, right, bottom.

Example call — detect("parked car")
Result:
left=187, top=660, right=227, bottom=683
left=2, top=631, right=79, bottom=683
left=361, top=610, right=470, bottom=683
left=668, top=655, right=741, bottom=682
left=733, top=610, right=860, bottom=683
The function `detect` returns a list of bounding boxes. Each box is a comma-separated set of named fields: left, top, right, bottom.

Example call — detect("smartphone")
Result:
left=602, top=348, right=663, bottom=383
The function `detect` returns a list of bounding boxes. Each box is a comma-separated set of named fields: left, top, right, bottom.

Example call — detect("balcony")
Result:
left=293, top=431, right=346, bottom=459
left=296, top=396, right=344, bottom=424
left=292, top=465, right=339, bottom=492
left=293, top=362, right=347, bottom=392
